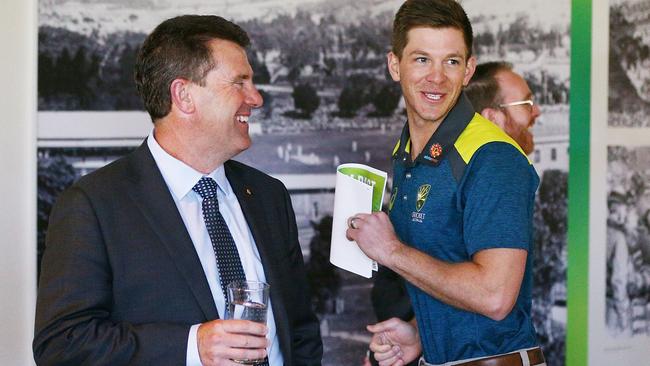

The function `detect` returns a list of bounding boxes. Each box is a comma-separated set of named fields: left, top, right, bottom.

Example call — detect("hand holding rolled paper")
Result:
left=330, top=163, right=387, bottom=278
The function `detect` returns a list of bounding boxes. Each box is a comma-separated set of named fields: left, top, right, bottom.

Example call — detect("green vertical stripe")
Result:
left=567, top=0, right=591, bottom=365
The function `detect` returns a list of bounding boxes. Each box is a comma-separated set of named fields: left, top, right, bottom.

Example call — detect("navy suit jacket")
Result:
left=34, top=142, right=322, bottom=365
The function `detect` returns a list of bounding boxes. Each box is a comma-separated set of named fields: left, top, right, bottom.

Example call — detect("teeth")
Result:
left=424, top=93, right=442, bottom=100
left=236, top=115, right=249, bottom=123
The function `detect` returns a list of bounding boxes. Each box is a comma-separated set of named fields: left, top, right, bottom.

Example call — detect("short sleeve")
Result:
left=460, top=142, right=539, bottom=256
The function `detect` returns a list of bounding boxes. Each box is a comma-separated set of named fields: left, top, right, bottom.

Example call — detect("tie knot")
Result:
left=193, top=177, right=218, bottom=200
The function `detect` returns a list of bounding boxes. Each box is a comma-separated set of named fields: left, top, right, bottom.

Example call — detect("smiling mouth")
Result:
left=423, top=92, right=443, bottom=101
left=236, top=115, right=249, bottom=123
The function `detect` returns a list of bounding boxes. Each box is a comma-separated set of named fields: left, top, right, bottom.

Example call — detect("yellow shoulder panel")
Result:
left=454, top=113, right=531, bottom=164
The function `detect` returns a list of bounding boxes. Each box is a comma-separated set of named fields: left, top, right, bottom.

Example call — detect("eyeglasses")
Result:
left=498, top=99, right=535, bottom=109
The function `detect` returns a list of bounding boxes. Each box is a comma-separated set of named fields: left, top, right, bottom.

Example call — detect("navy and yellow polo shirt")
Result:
left=388, top=93, right=540, bottom=363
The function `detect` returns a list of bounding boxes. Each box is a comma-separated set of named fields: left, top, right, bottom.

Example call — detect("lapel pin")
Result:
left=245, top=188, right=253, bottom=196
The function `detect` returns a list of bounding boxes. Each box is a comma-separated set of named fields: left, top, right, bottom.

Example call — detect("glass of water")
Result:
left=226, top=280, right=269, bottom=365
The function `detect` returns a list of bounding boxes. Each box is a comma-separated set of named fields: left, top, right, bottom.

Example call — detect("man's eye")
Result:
left=447, top=59, right=460, bottom=65
left=415, top=57, right=428, bottom=63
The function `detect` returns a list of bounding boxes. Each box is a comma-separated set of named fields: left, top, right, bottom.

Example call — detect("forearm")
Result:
left=347, top=212, right=522, bottom=320
left=387, top=244, right=525, bottom=321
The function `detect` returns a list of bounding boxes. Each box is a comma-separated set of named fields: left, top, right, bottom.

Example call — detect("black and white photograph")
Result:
left=605, top=145, right=650, bottom=339
left=37, top=0, right=570, bottom=364
left=608, top=0, right=650, bottom=128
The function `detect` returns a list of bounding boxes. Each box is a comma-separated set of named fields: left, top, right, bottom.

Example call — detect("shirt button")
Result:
left=402, top=157, right=407, bottom=161
left=403, top=195, right=408, bottom=200
left=405, top=173, right=412, bottom=179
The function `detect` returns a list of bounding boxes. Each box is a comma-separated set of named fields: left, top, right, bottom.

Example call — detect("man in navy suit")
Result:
left=34, top=15, right=322, bottom=366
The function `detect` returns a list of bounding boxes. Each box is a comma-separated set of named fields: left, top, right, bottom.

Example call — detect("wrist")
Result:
left=384, top=239, right=406, bottom=269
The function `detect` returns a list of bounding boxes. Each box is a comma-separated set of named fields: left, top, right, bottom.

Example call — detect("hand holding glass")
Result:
left=226, top=280, right=269, bottom=364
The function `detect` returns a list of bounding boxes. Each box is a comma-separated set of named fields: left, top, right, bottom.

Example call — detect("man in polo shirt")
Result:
left=369, top=60, right=543, bottom=366
left=346, top=1, right=544, bottom=365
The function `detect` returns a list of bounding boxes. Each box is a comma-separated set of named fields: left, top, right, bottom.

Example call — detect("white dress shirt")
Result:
left=147, top=132, right=283, bottom=366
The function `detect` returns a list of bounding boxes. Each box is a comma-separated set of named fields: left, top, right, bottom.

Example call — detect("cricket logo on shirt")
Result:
left=416, top=184, right=431, bottom=211
left=412, top=184, right=431, bottom=223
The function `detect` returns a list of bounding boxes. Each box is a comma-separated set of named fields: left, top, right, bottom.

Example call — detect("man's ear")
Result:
left=387, top=52, right=401, bottom=82
left=170, top=78, right=194, bottom=114
left=482, top=107, right=506, bottom=129
left=463, top=56, right=477, bottom=86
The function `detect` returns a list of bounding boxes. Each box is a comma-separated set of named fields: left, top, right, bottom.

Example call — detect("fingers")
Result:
left=221, top=319, right=268, bottom=336
left=345, top=228, right=355, bottom=241
left=226, top=332, right=269, bottom=349
left=346, top=214, right=364, bottom=241
left=347, top=212, right=389, bottom=230
left=347, top=216, right=360, bottom=229
left=199, top=342, right=267, bottom=366
left=369, top=338, right=393, bottom=355
left=346, top=213, right=375, bottom=240
left=369, top=329, right=402, bottom=362
left=374, top=345, right=404, bottom=366
left=198, top=320, right=269, bottom=366
left=346, top=216, right=358, bottom=241
left=228, top=346, right=268, bottom=363
left=347, top=213, right=373, bottom=229
left=217, top=320, right=269, bottom=349
left=367, top=317, right=404, bottom=334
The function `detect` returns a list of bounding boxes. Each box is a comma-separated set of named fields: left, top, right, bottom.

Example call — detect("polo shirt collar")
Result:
left=394, top=92, right=475, bottom=166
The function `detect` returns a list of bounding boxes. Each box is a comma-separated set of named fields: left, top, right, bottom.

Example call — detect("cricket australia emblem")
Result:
left=411, top=184, right=431, bottom=223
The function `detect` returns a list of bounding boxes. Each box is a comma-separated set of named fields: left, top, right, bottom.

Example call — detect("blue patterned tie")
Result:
left=193, top=177, right=247, bottom=308
left=193, top=177, right=269, bottom=366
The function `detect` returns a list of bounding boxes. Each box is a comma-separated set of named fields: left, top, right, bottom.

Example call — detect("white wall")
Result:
left=0, top=0, right=38, bottom=364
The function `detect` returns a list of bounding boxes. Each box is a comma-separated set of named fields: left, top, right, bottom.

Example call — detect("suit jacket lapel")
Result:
left=125, top=143, right=218, bottom=320
left=225, top=162, right=293, bottom=363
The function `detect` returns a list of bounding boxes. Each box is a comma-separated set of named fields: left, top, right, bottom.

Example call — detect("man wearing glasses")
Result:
left=465, top=61, right=541, bottom=155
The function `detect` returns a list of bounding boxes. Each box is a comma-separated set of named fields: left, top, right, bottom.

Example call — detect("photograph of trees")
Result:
left=37, top=0, right=571, bottom=364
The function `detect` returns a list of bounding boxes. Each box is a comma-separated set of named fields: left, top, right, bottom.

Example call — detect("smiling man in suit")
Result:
left=33, top=15, right=322, bottom=366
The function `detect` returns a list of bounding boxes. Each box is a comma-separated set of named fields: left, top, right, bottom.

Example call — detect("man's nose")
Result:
left=246, top=84, right=264, bottom=109
left=426, top=64, right=446, bottom=84
left=531, top=104, right=541, bottom=119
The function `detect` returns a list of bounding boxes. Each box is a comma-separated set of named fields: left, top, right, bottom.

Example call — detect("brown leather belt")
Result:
left=419, top=348, right=545, bottom=366
left=455, top=348, right=545, bottom=366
